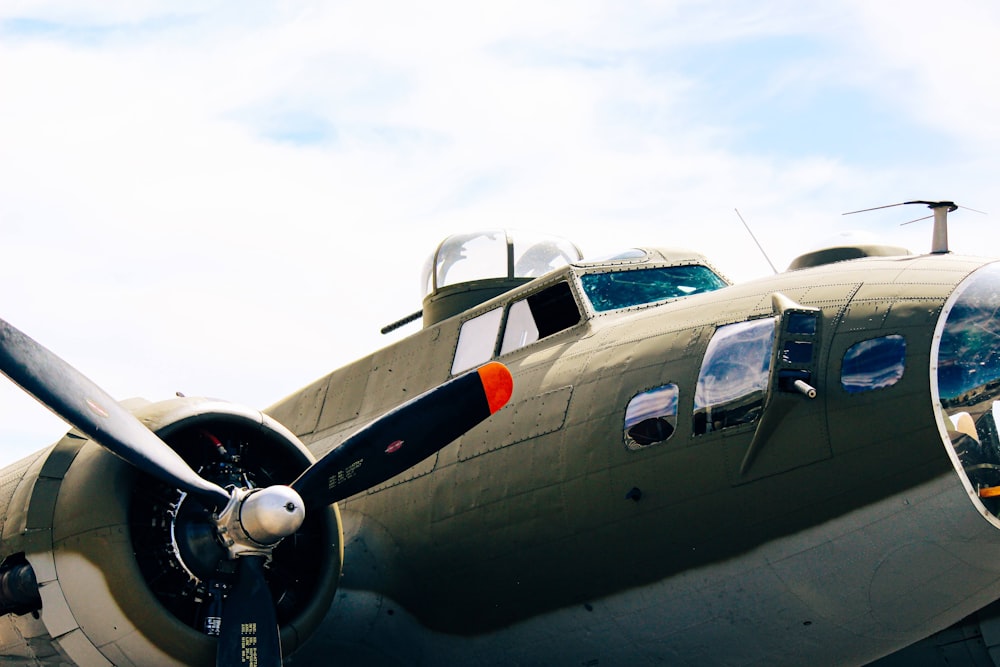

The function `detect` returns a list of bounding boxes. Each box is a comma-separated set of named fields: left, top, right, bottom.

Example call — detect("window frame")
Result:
left=450, top=278, right=587, bottom=376
left=499, top=281, right=582, bottom=356
left=451, top=307, right=505, bottom=375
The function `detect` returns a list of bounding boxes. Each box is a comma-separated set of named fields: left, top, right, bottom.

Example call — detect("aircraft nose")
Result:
left=934, top=262, right=1000, bottom=513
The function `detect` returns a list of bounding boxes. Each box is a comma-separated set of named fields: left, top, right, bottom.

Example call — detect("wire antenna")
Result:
left=735, top=208, right=778, bottom=275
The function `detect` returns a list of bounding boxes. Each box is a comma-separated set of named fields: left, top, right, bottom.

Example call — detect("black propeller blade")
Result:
left=216, top=556, right=282, bottom=667
left=0, top=316, right=514, bottom=667
left=0, top=318, right=230, bottom=508
left=291, top=361, right=513, bottom=506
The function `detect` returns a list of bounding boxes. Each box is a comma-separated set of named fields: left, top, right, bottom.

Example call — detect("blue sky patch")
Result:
left=1, top=17, right=114, bottom=44
left=256, top=111, right=337, bottom=146
left=0, top=14, right=197, bottom=46
left=670, top=35, right=957, bottom=164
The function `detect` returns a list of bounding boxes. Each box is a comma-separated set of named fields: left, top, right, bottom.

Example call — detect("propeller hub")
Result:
left=215, top=485, right=306, bottom=557
left=240, top=485, right=306, bottom=545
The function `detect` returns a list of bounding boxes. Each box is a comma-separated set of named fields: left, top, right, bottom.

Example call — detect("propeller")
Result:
left=0, top=319, right=231, bottom=508
left=0, top=317, right=514, bottom=666
left=216, top=556, right=282, bottom=667
left=291, top=360, right=514, bottom=506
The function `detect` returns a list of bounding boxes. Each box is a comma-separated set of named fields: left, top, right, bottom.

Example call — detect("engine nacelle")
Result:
left=0, top=397, right=342, bottom=665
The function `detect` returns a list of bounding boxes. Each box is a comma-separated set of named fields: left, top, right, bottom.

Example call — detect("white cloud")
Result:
left=840, top=0, right=1000, bottom=145
left=1, top=0, right=1000, bottom=464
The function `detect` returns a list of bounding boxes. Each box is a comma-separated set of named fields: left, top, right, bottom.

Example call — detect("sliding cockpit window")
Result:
left=452, top=308, right=504, bottom=375
left=452, top=282, right=583, bottom=374
left=500, top=282, right=581, bottom=355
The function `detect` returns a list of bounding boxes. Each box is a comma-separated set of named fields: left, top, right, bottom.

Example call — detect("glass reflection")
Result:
left=421, top=230, right=584, bottom=296
left=841, top=336, right=906, bottom=393
left=694, top=318, right=775, bottom=434
left=580, top=265, right=728, bottom=312
left=433, top=231, right=509, bottom=291
left=937, top=263, right=1000, bottom=509
left=512, top=233, right=582, bottom=278
left=624, top=384, right=678, bottom=449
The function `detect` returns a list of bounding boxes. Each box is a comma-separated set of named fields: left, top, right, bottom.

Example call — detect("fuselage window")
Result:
left=580, top=265, right=728, bottom=312
left=500, top=281, right=581, bottom=355
left=693, top=318, right=775, bottom=435
left=452, top=307, right=504, bottom=375
left=841, top=335, right=906, bottom=393
left=624, top=384, right=678, bottom=450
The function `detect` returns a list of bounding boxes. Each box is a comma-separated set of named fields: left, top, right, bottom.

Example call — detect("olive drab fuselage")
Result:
left=5, top=229, right=1000, bottom=666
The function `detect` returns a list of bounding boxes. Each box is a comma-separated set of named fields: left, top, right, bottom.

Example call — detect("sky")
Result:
left=1, top=0, right=999, bottom=465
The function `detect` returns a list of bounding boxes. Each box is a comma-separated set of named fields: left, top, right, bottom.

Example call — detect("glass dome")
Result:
left=421, top=230, right=583, bottom=297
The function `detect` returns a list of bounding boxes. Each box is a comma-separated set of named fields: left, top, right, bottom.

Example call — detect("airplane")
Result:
left=2, top=202, right=1000, bottom=666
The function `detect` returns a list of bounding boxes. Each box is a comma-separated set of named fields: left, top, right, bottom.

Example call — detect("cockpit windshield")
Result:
left=579, top=265, right=728, bottom=312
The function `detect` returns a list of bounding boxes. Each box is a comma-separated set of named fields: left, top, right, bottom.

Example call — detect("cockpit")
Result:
left=421, top=231, right=730, bottom=328
left=425, top=231, right=732, bottom=376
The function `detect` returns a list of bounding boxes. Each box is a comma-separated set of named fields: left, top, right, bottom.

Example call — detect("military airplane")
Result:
left=3, top=202, right=1000, bottom=666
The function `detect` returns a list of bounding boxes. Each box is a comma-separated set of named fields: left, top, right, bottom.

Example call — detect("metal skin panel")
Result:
left=293, top=471, right=994, bottom=667
left=5, top=246, right=1000, bottom=665
left=43, top=442, right=213, bottom=667
left=313, top=358, right=369, bottom=434
left=276, top=252, right=1000, bottom=665
left=0, top=612, right=61, bottom=664
left=0, top=448, right=49, bottom=550
left=0, top=428, right=211, bottom=665
left=722, top=397, right=830, bottom=484
left=457, top=385, right=572, bottom=461
left=299, top=318, right=464, bottom=461
left=266, top=374, right=329, bottom=437
left=53, top=629, right=113, bottom=667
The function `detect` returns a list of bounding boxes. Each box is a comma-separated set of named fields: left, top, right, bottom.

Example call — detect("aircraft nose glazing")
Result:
left=934, top=262, right=1000, bottom=517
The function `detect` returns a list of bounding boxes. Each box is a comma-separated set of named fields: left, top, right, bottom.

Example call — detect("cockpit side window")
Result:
left=580, top=265, right=728, bottom=312
left=452, top=307, right=504, bottom=375
left=500, top=281, right=581, bottom=355
left=693, top=318, right=776, bottom=435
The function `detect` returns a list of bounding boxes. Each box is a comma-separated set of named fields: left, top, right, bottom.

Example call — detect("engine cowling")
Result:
left=2, top=397, right=341, bottom=665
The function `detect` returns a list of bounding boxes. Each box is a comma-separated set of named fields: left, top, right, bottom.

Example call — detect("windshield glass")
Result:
left=580, top=265, right=728, bottom=312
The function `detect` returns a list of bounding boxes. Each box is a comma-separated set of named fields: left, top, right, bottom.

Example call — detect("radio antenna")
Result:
left=735, top=208, right=778, bottom=274
left=843, top=200, right=985, bottom=254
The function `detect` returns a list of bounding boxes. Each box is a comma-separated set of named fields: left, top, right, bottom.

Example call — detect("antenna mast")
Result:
left=843, top=200, right=975, bottom=254
left=909, top=200, right=957, bottom=254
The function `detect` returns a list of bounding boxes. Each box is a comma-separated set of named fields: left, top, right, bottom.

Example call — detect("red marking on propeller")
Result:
left=477, top=362, right=514, bottom=414
left=385, top=440, right=404, bottom=454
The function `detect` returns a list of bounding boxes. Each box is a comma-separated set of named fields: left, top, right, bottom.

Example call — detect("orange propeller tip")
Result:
left=980, top=485, right=1000, bottom=498
left=477, top=362, right=514, bottom=414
